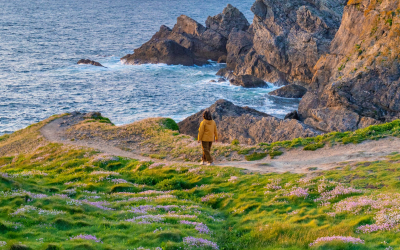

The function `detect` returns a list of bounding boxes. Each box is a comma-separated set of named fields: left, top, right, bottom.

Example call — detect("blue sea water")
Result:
left=0, top=0, right=299, bottom=134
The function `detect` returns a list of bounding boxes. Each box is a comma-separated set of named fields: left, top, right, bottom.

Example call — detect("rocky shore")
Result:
left=123, top=0, right=400, bottom=139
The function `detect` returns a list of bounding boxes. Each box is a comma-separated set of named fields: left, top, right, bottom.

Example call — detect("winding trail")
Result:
left=40, top=115, right=400, bottom=173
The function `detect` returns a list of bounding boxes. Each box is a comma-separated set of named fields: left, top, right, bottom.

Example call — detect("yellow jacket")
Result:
left=198, top=119, right=218, bottom=142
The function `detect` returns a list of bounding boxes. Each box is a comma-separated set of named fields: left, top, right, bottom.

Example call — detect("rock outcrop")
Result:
left=77, top=59, right=104, bottom=67
left=121, top=5, right=249, bottom=66
left=227, top=0, right=347, bottom=85
left=178, top=99, right=321, bottom=145
left=269, top=84, right=307, bottom=98
left=206, top=4, right=250, bottom=39
left=230, top=75, right=267, bottom=88
left=284, top=111, right=300, bottom=120
left=298, top=0, right=399, bottom=132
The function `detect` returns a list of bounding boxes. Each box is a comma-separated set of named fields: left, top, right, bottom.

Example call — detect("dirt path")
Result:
left=40, top=115, right=400, bottom=173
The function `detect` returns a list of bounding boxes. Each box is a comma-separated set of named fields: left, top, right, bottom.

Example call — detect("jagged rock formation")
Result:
left=298, top=0, right=399, bottom=132
left=206, top=4, right=250, bottom=39
left=229, top=0, right=347, bottom=85
left=178, top=99, right=320, bottom=145
left=269, top=84, right=307, bottom=98
left=77, top=59, right=104, bottom=67
left=121, top=5, right=249, bottom=66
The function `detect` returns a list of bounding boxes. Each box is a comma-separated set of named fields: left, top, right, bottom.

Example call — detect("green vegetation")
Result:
left=258, top=120, right=400, bottom=153
left=269, top=150, right=283, bottom=159
left=231, top=139, right=239, bottom=146
left=162, top=118, right=179, bottom=131
left=2, top=125, right=400, bottom=249
left=2, top=117, right=400, bottom=249
left=85, top=115, right=114, bottom=125
left=245, top=152, right=268, bottom=161
left=304, top=143, right=325, bottom=151
left=149, top=153, right=167, bottom=160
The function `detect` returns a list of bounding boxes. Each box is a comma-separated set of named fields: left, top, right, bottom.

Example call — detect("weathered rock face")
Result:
left=230, top=75, right=267, bottom=88
left=298, top=0, right=399, bottom=132
left=269, top=84, right=307, bottom=98
left=206, top=4, right=250, bottom=39
left=178, top=99, right=321, bottom=145
left=231, top=0, right=346, bottom=85
left=77, top=59, right=104, bottom=67
left=122, top=5, right=249, bottom=66
left=226, top=29, right=254, bottom=70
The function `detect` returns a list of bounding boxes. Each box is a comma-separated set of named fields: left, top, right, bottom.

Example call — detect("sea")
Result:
left=0, top=0, right=299, bottom=135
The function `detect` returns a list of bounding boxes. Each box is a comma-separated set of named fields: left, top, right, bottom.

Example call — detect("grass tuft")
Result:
left=245, top=152, right=268, bottom=161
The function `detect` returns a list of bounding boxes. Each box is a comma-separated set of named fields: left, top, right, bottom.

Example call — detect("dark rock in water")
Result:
left=216, top=68, right=235, bottom=80
left=217, top=55, right=227, bottom=63
left=269, top=84, right=307, bottom=98
left=121, top=35, right=203, bottom=66
left=209, top=80, right=217, bottom=83
left=229, top=75, right=267, bottom=88
left=77, top=59, right=104, bottom=67
left=121, top=5, right=249, bottom=66
left=84, top=112, right=102, bottom=119
left=232, top=0, right=346, bottom=85
left=284, top=111, right=300, bottom=120
left=206, top=4, right=250, bottom=39
left=217, top=78, right=226, bottom=82
left=178, top=99, right=321, bottom=145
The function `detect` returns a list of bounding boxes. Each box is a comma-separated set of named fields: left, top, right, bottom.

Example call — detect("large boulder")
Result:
left=269, top=84, right=307, bottom=98
left=178, top=99, right=321, bottom=145
left=229, top=75, right=267, bottom=88
left=122, top=5, right=249, bottom=66
left=232, top=0, right=346, bottom=85
left=298, top=0, right=399, bottom=131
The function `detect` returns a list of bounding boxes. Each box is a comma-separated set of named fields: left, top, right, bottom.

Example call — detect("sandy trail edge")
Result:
left=40, top=117, right=400, bottom=173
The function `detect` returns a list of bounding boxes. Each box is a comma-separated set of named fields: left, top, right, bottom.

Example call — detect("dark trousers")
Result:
left=201, top=141, right=213, bottom=163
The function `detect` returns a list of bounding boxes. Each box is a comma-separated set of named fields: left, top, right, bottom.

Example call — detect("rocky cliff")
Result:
left=121, top=5, right=249, bottom=66
left=226, top=0, right=347, bottom=85
left=298, top=0, right=400, bottom=132
left=178, top=99, right=320, bottom=145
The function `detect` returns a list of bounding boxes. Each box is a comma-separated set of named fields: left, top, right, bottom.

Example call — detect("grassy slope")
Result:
left=1, top=117, right=400, bottom=249
left=62, top=116, right=400, bottom=162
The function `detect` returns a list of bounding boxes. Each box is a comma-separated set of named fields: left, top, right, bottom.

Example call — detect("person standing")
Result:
left=198, top=110, right=218, bottom=166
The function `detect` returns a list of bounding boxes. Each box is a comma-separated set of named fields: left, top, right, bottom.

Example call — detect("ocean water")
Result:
left=0, top=0, right=299, bottom=134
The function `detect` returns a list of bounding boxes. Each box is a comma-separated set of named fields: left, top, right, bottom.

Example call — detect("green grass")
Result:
left=162, top=118, right=179, bottom=131
left=231, top=140, right=239, bottom=146
left=304, top=143, right=325, bottom=151
left=2, top=141, right=400, bottom=249
left=269, top=150, right=283, bottom=159
left=85, top=115, right=114, bottom=125
left=245, top=152, right=268, bottom=161
left=149, top=153, right=167, bottom=160
left=2, top=118, right=400, bottom=249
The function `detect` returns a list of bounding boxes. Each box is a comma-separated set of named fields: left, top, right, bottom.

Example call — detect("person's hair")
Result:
left=203, top=110, right=213, bottom=120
